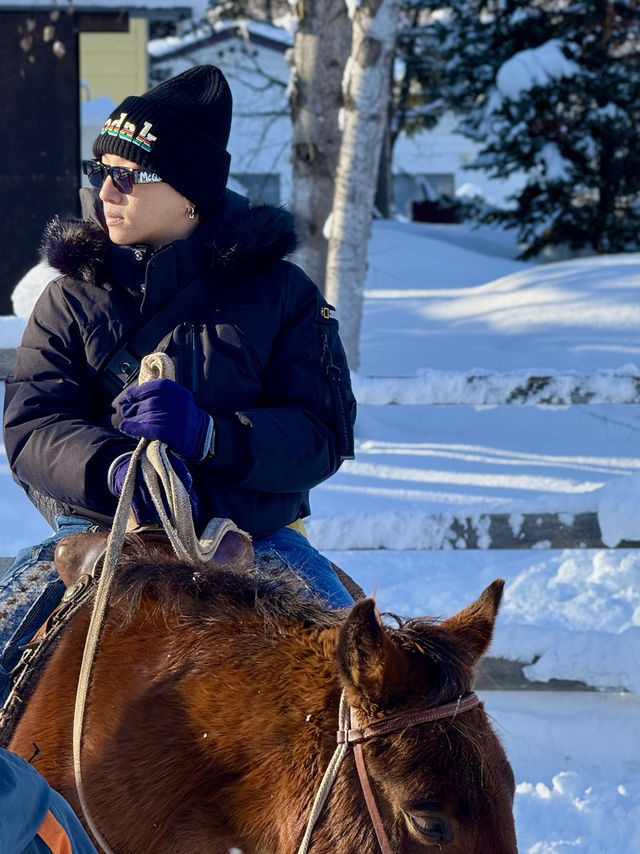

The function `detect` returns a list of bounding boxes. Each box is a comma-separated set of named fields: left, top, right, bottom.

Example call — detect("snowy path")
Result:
left=363, top=223, right=640, bottom=375
left=309, top=403, right=640, bottom=548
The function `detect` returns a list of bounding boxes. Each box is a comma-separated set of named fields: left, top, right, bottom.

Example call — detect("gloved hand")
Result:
left=108, top=452, right=199, bottom=525
left=117, top=378, right=213, bottom=462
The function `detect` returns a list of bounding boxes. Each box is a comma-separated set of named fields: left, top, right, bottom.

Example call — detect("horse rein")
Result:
left=298, top=691, right=480, bottom=854
left=72, top=353, right=223, bottom=854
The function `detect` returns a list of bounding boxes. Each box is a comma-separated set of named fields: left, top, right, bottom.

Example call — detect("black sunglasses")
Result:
left=82, top=160, right=164, bottom=195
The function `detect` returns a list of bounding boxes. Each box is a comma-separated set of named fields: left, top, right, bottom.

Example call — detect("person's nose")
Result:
left=99, top=175, right=124, bottom=204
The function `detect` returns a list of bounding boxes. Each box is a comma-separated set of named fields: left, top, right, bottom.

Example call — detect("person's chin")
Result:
left=106, top=221, right=131, bottom=244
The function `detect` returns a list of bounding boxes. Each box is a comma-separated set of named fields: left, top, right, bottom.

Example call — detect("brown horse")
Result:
left=8, top=537, right=517, bottom=853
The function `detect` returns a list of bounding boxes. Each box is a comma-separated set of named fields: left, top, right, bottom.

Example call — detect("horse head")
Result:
left=326, top=580, right=518, bottom=853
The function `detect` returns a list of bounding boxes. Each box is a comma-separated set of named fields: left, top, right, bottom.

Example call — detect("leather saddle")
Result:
left=54, top=527, right=365, bottom=600
left=54, top=524, right=255, bottom=588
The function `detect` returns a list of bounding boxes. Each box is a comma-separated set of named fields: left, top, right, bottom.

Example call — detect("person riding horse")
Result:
left=0, top=65, right=356, bottom=705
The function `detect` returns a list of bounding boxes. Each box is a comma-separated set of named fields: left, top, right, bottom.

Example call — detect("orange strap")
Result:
left=37, top=810, right=73, bottom=854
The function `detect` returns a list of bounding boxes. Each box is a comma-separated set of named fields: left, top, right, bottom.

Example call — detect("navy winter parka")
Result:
left=3, top=190, right=356, bottom=539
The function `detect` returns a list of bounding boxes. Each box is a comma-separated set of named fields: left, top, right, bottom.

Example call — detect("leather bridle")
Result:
left=298, top=691, right=481, bottom=854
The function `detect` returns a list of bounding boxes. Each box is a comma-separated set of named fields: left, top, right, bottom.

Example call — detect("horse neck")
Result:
left=180, top=620, right=350, bottom=851
left=184, top=619, right=344, bottom=750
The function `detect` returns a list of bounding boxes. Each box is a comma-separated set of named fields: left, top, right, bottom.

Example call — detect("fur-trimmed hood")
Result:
left=40, top=188, right=298, bottom=287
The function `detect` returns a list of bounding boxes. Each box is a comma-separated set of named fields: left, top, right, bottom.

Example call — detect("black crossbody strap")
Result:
left=98, top=272, right=212, bottom=397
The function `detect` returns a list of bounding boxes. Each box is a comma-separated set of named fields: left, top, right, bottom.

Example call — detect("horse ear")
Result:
left=440, top=579, right=505, bottom=664
left=337, top=598, right=407, bottom=708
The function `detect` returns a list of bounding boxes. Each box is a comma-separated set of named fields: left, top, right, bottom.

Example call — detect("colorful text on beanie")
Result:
left=93, top=65, right=233, bottom=216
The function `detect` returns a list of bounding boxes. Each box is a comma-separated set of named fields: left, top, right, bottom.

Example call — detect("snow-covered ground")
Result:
left=2, top=220, right=640, bottom=851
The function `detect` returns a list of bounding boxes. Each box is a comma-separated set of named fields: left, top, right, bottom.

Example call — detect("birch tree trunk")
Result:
left=325, top=0, right=399, bottom=370
left=289, top=0, right=352, bottom=289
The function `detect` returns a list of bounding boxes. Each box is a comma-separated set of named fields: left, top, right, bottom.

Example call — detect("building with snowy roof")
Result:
left=148, top=19, right=293, bottom=205
left=148, top=18, right=524, bottom=215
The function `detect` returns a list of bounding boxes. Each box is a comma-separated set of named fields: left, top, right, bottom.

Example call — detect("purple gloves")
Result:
left=108, top=452, right=198, bottom=525
left=117, top=379, right=213, bottom=462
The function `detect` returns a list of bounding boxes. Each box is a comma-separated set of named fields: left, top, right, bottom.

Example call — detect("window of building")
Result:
left=393, top=173, right=455, bottom=219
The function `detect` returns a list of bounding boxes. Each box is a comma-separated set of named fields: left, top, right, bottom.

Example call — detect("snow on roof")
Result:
left=0, top=0, right=192, bottom=12
left=149, top=17, right=293, bottom=59
left=226, top=18, right=293, bottom=45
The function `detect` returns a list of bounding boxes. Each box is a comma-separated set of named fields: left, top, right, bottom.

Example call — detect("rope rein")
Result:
left=72, top=353, right=222, bottom=854
left=296, top=692, right=351, bottom=854
left=72, top=439, right=144, bottom=854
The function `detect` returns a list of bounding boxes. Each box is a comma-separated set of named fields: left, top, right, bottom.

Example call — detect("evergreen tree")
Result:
left=432, top=1, right=640, bottom=257
left=392, top=1, right=446, bottom=146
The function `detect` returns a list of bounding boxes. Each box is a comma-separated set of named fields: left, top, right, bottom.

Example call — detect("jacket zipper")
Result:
left=322, top=331, right=355, bottom=460
left=320, top=332, right=332, bottom=408
left=186, top=322, right=203, bottom=393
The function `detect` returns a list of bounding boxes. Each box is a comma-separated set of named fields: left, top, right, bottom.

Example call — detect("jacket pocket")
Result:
left=176, top=318, right=264, bottom=411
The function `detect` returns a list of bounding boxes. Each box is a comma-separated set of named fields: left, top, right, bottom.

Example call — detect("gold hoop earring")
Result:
left=188, top=206, right=196, bottom=220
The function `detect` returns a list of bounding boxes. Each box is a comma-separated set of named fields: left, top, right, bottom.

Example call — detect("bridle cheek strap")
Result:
left=298, top=691, right=480, bottom=854
left=353, top=741, right=395, bottom=854
left=347, top=692, right=480, bottom=854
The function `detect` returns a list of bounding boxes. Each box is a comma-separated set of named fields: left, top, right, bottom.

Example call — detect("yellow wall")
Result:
left=79, top=17, right=148, bottom=104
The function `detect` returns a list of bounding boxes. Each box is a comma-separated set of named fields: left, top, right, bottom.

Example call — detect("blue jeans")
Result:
left=0, top=520, right=352, bottom=706
left=0, top=515, right=94, bottom=706
left=253, top=527, right=354, bottom=609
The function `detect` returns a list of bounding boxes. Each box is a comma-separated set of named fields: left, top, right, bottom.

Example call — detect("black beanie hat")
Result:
left=93, top=65, right=232, bottom=216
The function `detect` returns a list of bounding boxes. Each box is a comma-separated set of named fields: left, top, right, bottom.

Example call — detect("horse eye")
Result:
left=407, top=812, right=453, bottom=844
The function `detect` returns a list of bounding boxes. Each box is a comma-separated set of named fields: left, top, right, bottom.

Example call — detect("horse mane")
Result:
left=104, top=541, right=474, bottom=706
left=107, top=540, right=343, bottom=631
left=386, top=615, right=475, bottom=707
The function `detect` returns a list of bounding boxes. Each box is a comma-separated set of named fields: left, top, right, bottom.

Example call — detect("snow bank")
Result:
left=488, top=691, right=640, bottom=853
left=352, top=366, right=640, bottom=406
left=598, top=472, right=640, bottom=547
left=0, top=317, right=27, bottom=348
left=330, top=547, right=640, bottom=692
left=11, top=262, right=55, bottom=318
left=515, top=772, right=640, bottom=853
